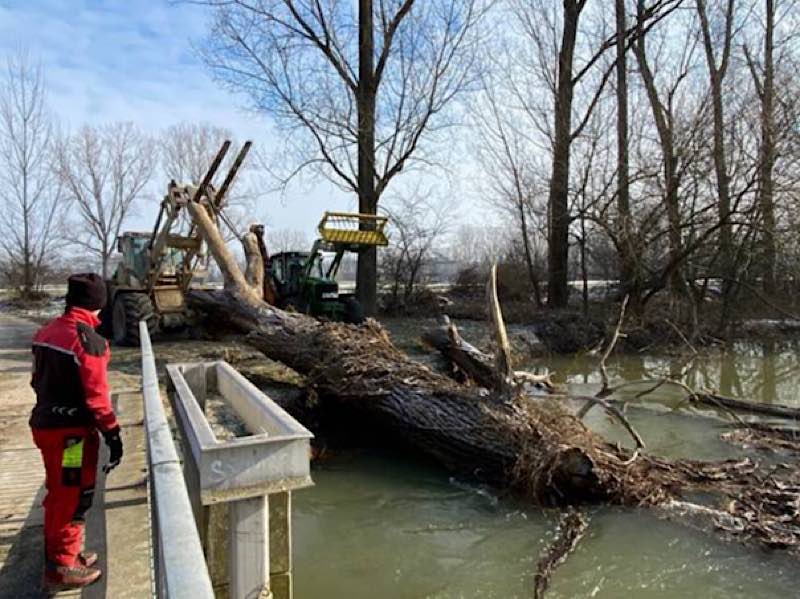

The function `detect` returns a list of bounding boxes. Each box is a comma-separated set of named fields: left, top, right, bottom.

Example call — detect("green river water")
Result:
left=290, top=318, right=800, bottom=598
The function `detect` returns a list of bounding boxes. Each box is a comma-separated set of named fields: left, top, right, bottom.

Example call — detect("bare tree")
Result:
left=744, top=0, right=776, bottom=292
left=266, top=227, right=310, bottom=255
left=632, top=0, right=702, bottom=298
left=198, top=0, right=487, bottom=315
left=615, top=0, right=637, bottom=303
left=546, top=0, right=588, bottom=308
left=56, top=123, right=155, bottom=278
left=500, top=0, right=681, bottom=308
left=0, top=52, right=64, bottom=295
left=449, top=223, right=508, bottom=266
left=472, top=82, right=546, bottom=307
left=381, top=188, right=452, bottom=308
left=162, top=121, right=235, bottom=184
left=696, top=0, right=737, bottom=305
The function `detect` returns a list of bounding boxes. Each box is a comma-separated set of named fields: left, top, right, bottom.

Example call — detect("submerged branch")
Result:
left=598, top=295, right=629, bottom=397
left=533, top=509, right=589, bottom=599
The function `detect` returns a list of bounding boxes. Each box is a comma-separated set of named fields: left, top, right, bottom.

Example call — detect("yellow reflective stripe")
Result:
left=62, top=439, right=84, bottom=468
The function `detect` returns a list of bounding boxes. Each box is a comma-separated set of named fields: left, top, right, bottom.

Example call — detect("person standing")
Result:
left=29, top=273, right=123, bottom=591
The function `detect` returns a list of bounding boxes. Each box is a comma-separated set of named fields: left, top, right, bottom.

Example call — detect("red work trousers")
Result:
left=31, top=426, right=99, bottom=568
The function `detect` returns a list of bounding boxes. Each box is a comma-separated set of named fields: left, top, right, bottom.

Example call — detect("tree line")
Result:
left=471, top=0, right=800, bottom=324
left=0, top=53, right=264, bottom=295
left=197, top=0, right=800, bottom=323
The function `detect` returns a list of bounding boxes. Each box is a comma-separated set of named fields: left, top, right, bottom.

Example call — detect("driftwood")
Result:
left=185, top=204, right=800, bottom=588
left=421, top=315, right=498, bottom=389
left=691, top=392, right=800, bottom=420
left=721, top=422, right=800, bottom=454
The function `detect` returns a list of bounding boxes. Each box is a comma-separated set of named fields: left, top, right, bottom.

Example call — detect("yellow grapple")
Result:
left=317, top=212, right=389, bottom=247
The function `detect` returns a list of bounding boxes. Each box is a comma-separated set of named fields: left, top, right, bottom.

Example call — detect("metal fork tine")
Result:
left=214, top=140, right=252, bottom=210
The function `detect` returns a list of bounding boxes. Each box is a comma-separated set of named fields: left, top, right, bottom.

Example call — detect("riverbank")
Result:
left=379, top=284, right=800, bottom=355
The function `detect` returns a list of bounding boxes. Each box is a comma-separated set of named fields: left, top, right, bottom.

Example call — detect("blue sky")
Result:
left=0, top=0, right=353, bottom=232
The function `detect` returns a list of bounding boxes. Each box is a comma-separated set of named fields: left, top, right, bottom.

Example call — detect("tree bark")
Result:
left=547, top=1, right=583, bottom=309
left=242, top=229, right=265, bottom=300
left=356, top=0, right=379, bottom=316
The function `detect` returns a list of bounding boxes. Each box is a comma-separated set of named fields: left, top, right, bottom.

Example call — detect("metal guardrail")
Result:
left=140, top=322, right=215, bottom=599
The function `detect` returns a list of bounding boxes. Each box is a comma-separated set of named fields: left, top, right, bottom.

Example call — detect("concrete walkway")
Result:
left=0, top=313, right=150, bottom=598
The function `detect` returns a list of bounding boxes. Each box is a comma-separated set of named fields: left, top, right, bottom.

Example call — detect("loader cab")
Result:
left=114, top=232, right=184, bottom=287
left=270, top=251, right=315, bottom=300
left=115, top=232, right=152, bottom=287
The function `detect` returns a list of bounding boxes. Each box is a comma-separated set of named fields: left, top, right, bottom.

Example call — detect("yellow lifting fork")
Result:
left=317, top=212, right=389, bottom=247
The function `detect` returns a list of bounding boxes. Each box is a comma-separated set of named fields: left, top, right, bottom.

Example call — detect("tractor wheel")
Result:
left=343, top=297, right=365, bottom=325
left=97, top=301, right=113, bottom=339
left=111, top=293, right=158, bottom=346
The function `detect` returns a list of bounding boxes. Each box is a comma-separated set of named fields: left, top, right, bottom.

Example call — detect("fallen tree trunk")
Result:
left=188, top=289, right=800, bottom=528
left=691, top=392, right=800, bottom=420
left=186, top=202, right=800, bottom=558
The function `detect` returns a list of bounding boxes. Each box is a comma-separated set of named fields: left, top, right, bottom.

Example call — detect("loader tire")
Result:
left=98, top=302, right=113, bottom=339
left=343, top=297, right=365, bottom=325
left=112, top=293, right=158, bottom=346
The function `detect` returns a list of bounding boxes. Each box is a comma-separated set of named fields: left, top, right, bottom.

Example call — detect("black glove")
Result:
left=102, top=426, right=123, bottom=473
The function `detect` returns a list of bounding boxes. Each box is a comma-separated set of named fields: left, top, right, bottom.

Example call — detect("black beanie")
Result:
left=66, top=273, right=107, bottom=311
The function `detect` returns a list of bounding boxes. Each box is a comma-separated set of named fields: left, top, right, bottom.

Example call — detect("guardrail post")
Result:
left=230, top=496, right=271, bottom=599
left=269, top=491, right=292, bottom=599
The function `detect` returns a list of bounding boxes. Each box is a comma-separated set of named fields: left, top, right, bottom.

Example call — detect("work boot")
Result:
left=78, top=551, right=98, bottom=567
left=44, top=563, right=102, bottom=592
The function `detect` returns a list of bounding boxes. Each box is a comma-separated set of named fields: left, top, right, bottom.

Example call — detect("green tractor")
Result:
left=269, top=212, right=389, bottom=324
left=101, top=140, right=251, bottom=345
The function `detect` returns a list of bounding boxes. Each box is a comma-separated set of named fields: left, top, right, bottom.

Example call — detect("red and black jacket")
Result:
left=30, top=307, right=119, bottom=432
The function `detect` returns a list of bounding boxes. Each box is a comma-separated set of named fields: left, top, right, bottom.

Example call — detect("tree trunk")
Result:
left=760, top=0, right=776, bottom=294
left=356, top=0, right=379, bottom=316
left=547, top=1, right=581, bottom=309
left=22, top=166, right=32, bottom=295
left=633, top=0, right=685, bottom=299
left=242, top=229, right=265, bottom=299
left=697, top=0, right=735, bottom=321
left=101, top=243, right=109, bottom=280
left=615, top=0, right=635, bottom=303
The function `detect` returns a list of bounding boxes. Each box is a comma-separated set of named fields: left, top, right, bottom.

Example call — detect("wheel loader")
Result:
left=268, top=212, right=389, bottom=323
left=100, top=140, right=251, bottom=345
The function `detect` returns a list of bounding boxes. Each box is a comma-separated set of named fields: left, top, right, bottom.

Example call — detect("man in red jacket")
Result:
left=30, top=273, right=123, bottom=591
